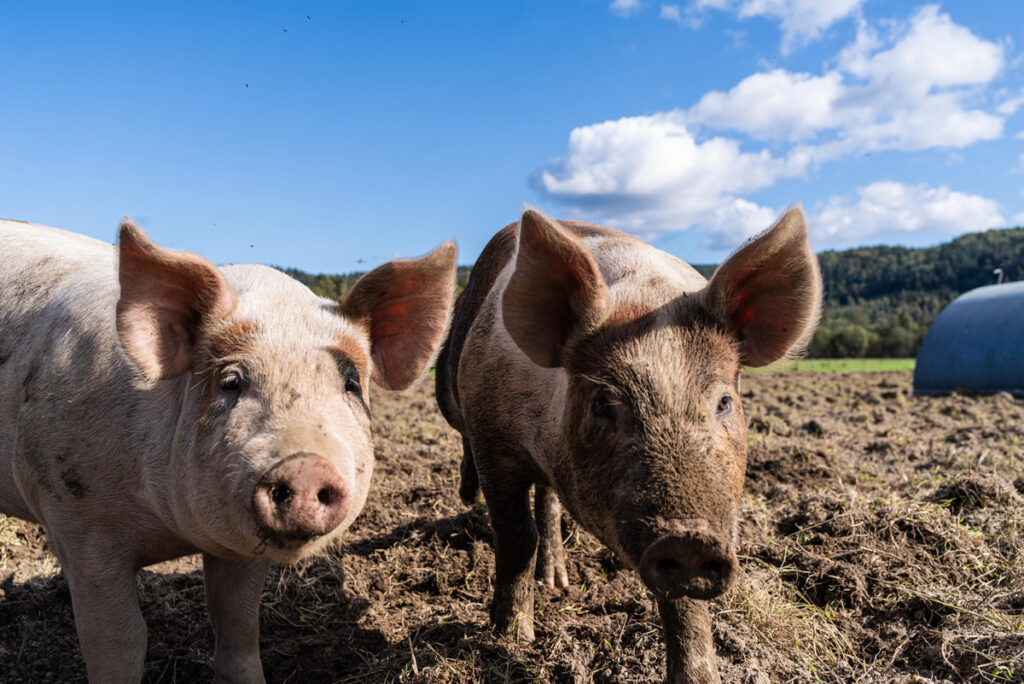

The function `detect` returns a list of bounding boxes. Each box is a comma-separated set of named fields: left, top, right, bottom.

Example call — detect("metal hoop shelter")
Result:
left=913, top=281, right=1024, bottom=396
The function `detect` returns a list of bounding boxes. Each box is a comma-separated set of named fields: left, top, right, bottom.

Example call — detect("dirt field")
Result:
left=1, top=370, right=1022, bottom=683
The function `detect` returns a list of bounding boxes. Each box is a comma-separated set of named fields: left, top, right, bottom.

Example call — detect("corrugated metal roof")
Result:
left=913, top=281, right=1024, bottom=396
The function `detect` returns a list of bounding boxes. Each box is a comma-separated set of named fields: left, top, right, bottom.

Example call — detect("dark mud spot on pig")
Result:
left=1, top=370, right=1022, bottom=682
left=59, top=467, right=88, bottom=498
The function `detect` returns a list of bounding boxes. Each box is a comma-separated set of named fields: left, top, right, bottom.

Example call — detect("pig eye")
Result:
left=716, top=394, right=733, bottom=417
left=591, top=391, right=615, bottom=421
left=219, top=369, right=244, bottom=393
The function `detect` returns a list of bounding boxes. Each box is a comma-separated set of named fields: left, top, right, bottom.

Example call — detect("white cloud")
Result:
left=1011, top=211, right=1024, bottom=226
left=610, top=0, right=643, bottom=16
left=534, top=112, right=804, bottom=237
left=813, top=182, right=1006, bottom=245
left=539, top=6, right=1013, bottom=248
left=688, top=69, right=843, bottom=141
left=694, top=0, right=865, bottom=53
left=838, top=7, right=1002, bottom=88
left=687, top=6, right=1005, bottom=155
left=660, top=4, right=684, bottom=24
left=702, top=198, right=781, bottom=246
left=997, top=92, right=1024, bottom=116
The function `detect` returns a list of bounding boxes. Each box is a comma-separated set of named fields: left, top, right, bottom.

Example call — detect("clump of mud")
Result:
left=0, top=371, right=1022, bottom=682
left=928, top=474, right=1022, bottom=512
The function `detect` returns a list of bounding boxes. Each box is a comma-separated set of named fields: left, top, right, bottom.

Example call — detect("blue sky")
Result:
left=2, top=1, right=1023, bottom=272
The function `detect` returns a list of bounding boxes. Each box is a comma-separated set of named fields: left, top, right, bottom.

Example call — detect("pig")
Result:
left=0, top=218, right=456, bottom=682
left=435, top=207, right=821, bottom=683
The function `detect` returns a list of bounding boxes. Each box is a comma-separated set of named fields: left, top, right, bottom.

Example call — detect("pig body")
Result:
left=436, top=209, right=820, bottom=683
left=0, top=218, right=456, bottom=682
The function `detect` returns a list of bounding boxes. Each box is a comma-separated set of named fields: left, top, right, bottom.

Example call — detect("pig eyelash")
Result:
left=576, top=371, right=611, bottom=388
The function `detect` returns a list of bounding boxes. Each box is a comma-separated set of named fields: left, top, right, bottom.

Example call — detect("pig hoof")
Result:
left=458, top=487, right=479, bottom=506
left=517, top=619, right=536, bottom=642
left=536, top=548, right=570, bottom=590
left=536, top=566, right=570, bottom=590
left=504, top=614, right=536, bottom=642
left=490, top=605, right=536, bottom=642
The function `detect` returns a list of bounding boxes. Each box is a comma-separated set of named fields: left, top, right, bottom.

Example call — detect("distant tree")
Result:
left=313, top=275, right=339, bottom=301
left=831, top=325, right=870, bottom=358
left=809, top=326, right=832, bottom=357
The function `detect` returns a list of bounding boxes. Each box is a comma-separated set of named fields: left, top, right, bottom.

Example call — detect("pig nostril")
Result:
left=270, top=484, right=292, bottom=507
left=317, top=486, right=338, bottom=507
left=655, top=557, right=679, bottom=578
left=701, top=560, right=723, bottom=582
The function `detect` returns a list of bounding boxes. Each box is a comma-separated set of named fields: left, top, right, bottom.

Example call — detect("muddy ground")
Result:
left=1, top=370, right=1022, bottom=683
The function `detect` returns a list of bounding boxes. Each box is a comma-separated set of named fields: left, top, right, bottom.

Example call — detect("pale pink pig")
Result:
left=0, top=218, right=457, bottom=682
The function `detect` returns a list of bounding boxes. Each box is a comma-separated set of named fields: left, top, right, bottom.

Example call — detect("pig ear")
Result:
left=502, top=209, right=610, bottom=367
left=339, top=242, right=458, bottom=391
left=703, top=206, right=822, bottom=367
left=116, top=220, right=238, bottom=381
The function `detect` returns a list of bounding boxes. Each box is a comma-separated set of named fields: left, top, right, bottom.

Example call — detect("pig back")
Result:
left=435, top=223, right=518, bottom=433
left=0, top=220, right=156, bottom=521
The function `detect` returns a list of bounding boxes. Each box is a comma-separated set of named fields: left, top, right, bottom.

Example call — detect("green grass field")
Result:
left=745, top=358, right=915, bottom=374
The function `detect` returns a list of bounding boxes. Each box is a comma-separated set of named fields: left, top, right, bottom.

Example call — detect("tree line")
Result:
left=278, top=226, right=1024, bottom=359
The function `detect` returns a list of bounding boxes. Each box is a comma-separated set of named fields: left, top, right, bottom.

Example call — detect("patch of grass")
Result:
left=745, top=358, right=915, bottom=374
left=721, top=557, right=858, bottom=671
left=0, top=515, right=17, bottom=546
left=0, top=515, right=19, bottom=568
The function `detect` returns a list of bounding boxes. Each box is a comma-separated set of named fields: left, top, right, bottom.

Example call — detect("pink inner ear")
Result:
left=380, top=301, right=411, bottom=321
left=730, top=287, right=755, bottom=331
left=735, top=306, right=755, bottom=330
left=706, top=206, right=821, bottom=367
left=366, top=291, right=447, bottom=389
left=340, top=241, right=457, bottom=391
left=117, top=221, right=237, bottom=380
left=369, top=286, right=420, bottom=343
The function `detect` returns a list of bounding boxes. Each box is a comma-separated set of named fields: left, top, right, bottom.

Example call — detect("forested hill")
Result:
left=277, top=226, right=1024, bottom=359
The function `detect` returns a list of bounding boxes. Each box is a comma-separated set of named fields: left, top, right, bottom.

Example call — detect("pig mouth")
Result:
left=250, top=525, right=335, bottom=557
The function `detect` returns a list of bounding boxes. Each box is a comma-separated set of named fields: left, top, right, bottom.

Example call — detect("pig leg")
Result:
left=476, top=447, right=538, bottom=640
left=52, top=537, right=147, bottom=681
left=458, top=435, right=480, bottom=505
left=203, top=554, right=271, bottom=684
left=658, top=598, right=721, bottom=684
left=534, top=485, right=569, bottom=589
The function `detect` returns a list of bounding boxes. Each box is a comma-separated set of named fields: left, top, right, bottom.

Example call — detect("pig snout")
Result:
left=253, top=453, right=348, bottom=542
left=638, top=520, right=737, bottom=601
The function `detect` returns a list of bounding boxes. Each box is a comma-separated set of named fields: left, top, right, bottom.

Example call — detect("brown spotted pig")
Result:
left=435, top=208, right=821, bottom=683
left=0, top=218, right=456, bottom=682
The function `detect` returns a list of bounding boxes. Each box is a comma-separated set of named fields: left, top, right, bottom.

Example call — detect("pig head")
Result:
left=115, top=221, right=456, bottom=564
left=436, top=207, right=820, bottom=682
